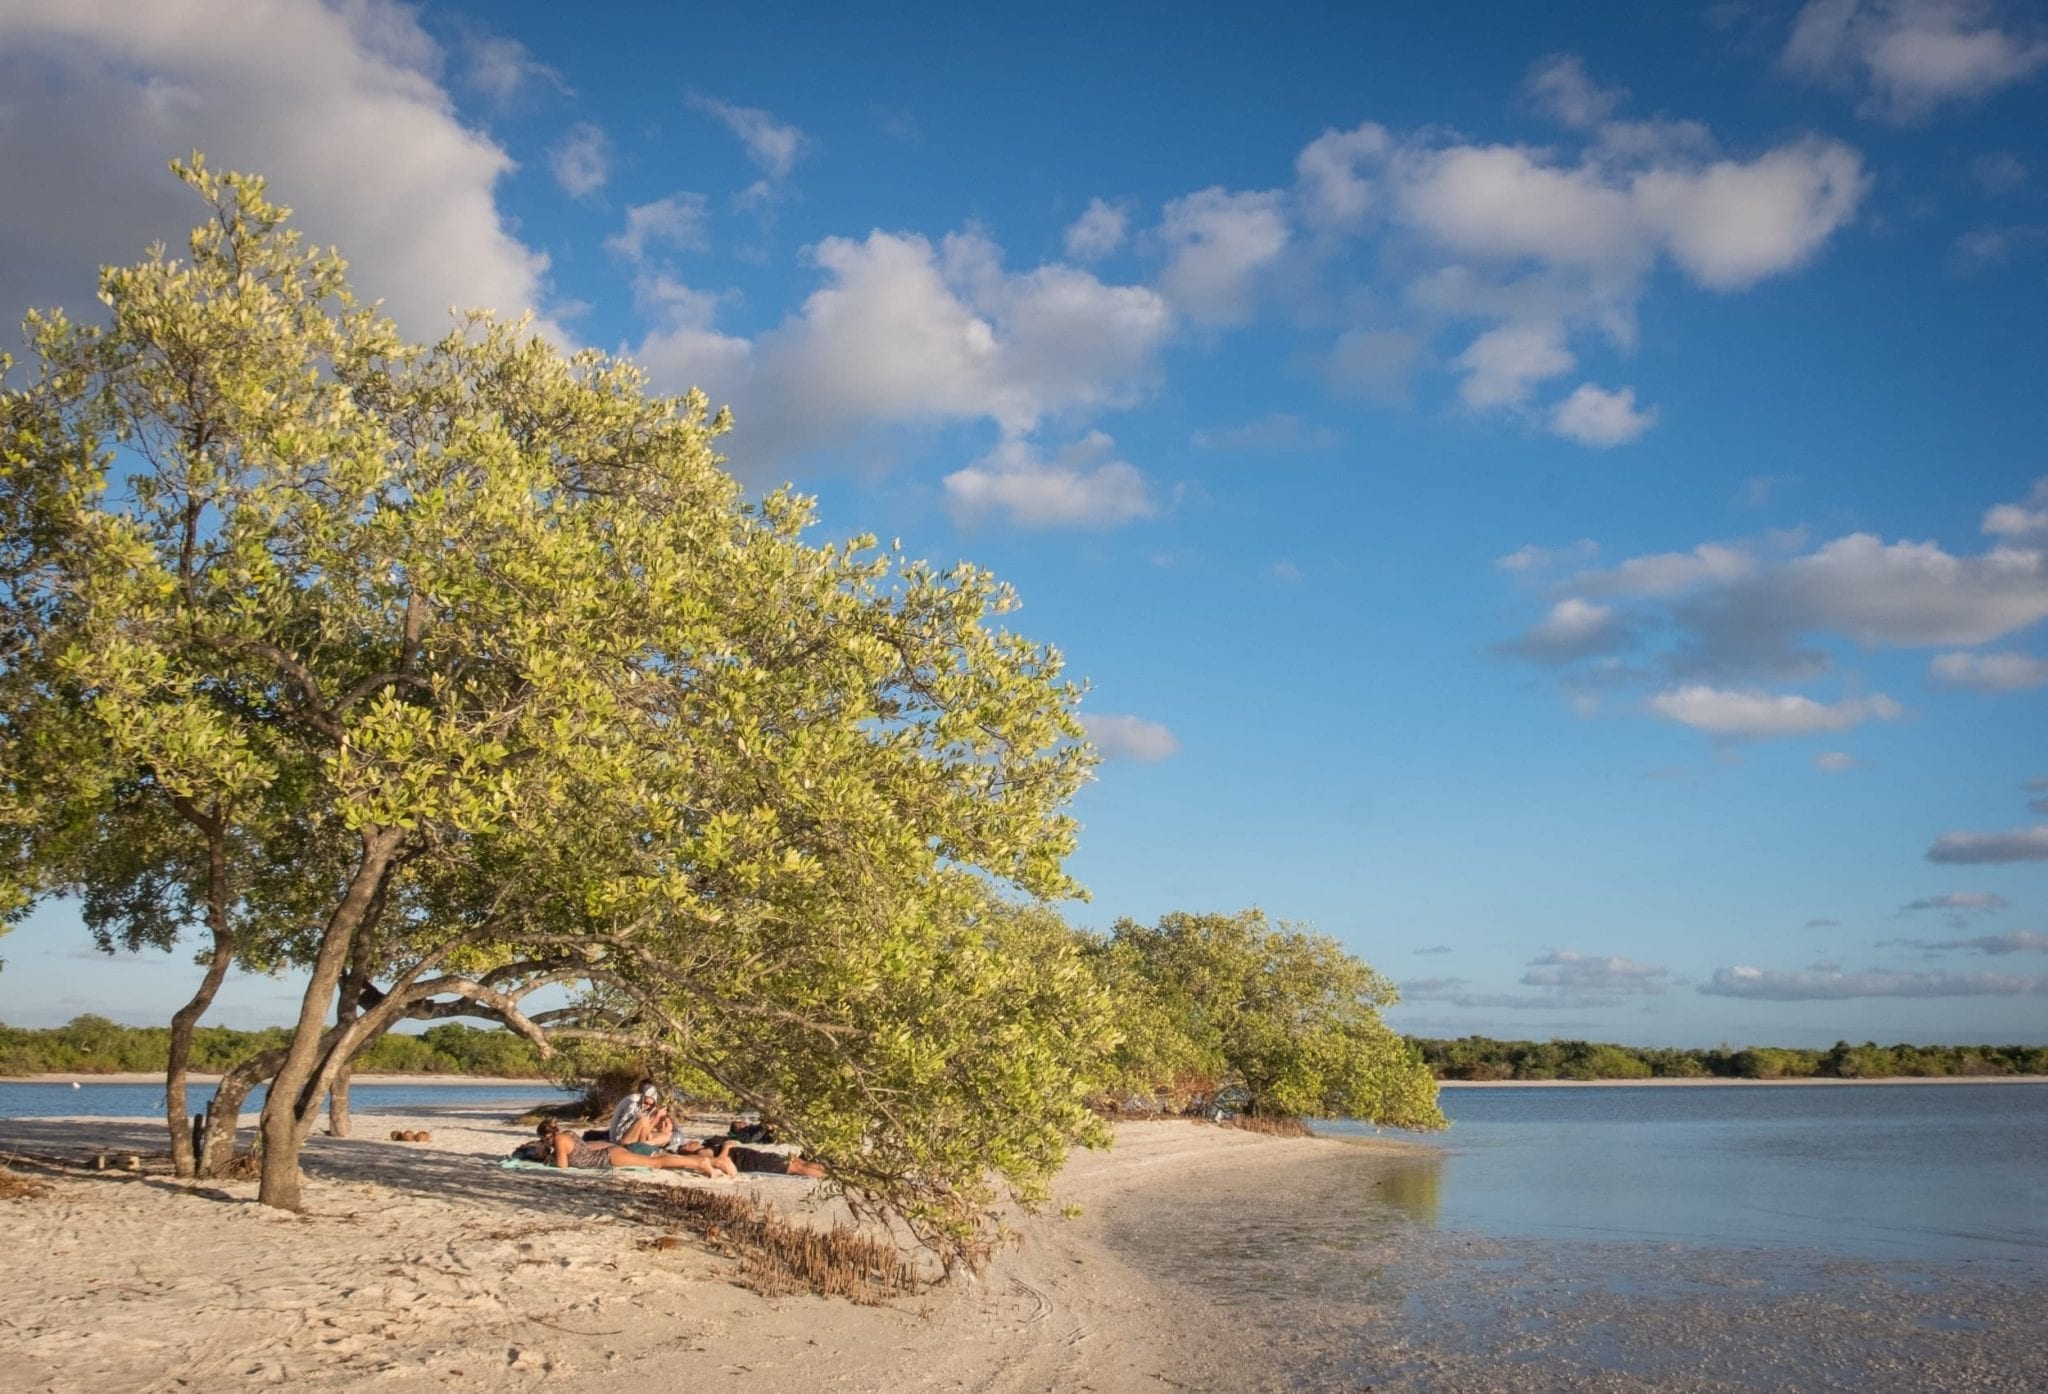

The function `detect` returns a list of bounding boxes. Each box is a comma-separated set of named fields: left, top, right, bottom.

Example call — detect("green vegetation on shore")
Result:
left=0, top=1017, right=546, bottom=1079
left=11, top=1016, right=2042, bottom=1086
left=1415, top=1035, right=2048, bottom=1081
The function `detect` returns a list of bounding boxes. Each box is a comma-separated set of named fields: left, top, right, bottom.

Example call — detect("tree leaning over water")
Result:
left=1095, top=909, right=1445, bottom=1130
left=0, top=160, right=1111, bottom=1253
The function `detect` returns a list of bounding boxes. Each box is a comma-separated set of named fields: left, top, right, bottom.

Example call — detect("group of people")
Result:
left=519, top=1079, right=827, bottom=1180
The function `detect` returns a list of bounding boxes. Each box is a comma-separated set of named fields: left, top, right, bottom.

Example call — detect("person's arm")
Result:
left=552, top=1131, right=575, bottom=1168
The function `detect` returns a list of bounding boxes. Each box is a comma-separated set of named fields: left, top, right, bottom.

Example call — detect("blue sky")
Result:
left=1, top=0, right=2045, bottom=1047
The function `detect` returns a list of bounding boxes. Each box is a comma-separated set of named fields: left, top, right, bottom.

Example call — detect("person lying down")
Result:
left=514, top=1118, right=736, bottom=1177
left=676, top=1133, right=828, bottom=1179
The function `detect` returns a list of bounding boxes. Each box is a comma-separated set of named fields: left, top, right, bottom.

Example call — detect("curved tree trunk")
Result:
left=196, top=1046, right=286, bottom=1177
left=165, top=800, right=233, bottom=1178
left=258, top=828, right=401, bottom=1210
left=165, top=934, right=233, bottom=1177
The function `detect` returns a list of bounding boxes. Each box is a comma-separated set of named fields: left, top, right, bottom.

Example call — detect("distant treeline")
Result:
left=8, top=1017, right=2046, bottom=1085
left=0, top=1016, right=547, bottom=1078
left=1414, top=1036, right=2048, bottom=1081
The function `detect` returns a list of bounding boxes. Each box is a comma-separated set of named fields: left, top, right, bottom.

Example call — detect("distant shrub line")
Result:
left=10, top=1017, right=2042, bottom=1084
left=0, top=1017, right=547, bottom=1078
left=1414, top=1036, right=2048, bottom=1081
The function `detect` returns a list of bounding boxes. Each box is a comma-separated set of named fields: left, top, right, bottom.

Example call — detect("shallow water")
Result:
left=1321, top=1082, right=2048, bottom=1268
left=0, top=1079, right=559, bottom=1120
left=1110, top=1085, right=2048, bottom=1391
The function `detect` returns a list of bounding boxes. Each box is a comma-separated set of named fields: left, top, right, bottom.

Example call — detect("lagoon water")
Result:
left=0, top=1079, right=558, bottom=1119
left=1326, top=1082, right=2048, bottom=1268
left=1115, top=1083, right=2048, bottom=1390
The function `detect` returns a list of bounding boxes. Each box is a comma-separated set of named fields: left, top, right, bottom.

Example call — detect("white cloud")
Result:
left=1295, top=122, right=1391, bottom=229
left=1549, top=383, right=1658, bottom=446
left=1973, top=151, right=2029, bottom=191
left=1983, top=476, right=2048, bottom=543
left=1455, top=322, right=1575, bottom=408
left=604, top=195, right=711, bottom=264
left=1815, top=751, right=1858, bottom=771
left=1701, top=963, right=2044, bottom=998
left=548, top=122, right=611, bottom=200
left=625, top=274, right=751, bottom=399
left=1156, top=187, right=1290, bottom=325
left=1898, top=891, right=2011, bottom=913
left=1064, top=198, right=1129, bottom=260
left=1082, top=713, right=1180, bottom=763
left=455, top=26, right=567, bottom=108
left=1521, top=950, right=1668, bottom=992
left=1648, top=685, right=1904, bottom=737
left=1784, top=0, right=2048, bottom=123
left=1927, top=825, right=2048, bottom=863
left=1191, top=414, right=1340, bottom=452
left=1930, top=650, right=2048, bottom=691
left=1398, top=145, right=1644, bottom=272
left=688, top=93, right=807, bottom=179
left=1499, top=599, right=1632, bottom=664
left=1322, top=327, right=1421, bottom=403
left=1631, top=139, right=1871, bottom=290
left=0, top=0, right=567, bottom=344
left=1771, top=533, right=2048, bottom=646
left=656, top=228, right=1172, bottom=464
left=1900, top=929, right=2048, bottom=954
left=1496, top=539, right=1601, bottom=573
left=1572, top=543, right=1754, bottom=597
left=1523, top=54, right=1628, bottom=129
left=942, top=432, right=1156, bottom=530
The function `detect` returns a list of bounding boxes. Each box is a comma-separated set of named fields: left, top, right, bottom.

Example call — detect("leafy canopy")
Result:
left=0, top=157, right=1110, bottom=1251
left=1096, top=909, right=1445, bottom=1130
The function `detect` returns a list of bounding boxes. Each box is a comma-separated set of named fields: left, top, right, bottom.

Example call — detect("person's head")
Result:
left=536, top=1118, right=560, bottom=1139
left=636, top=1080, right=658, bottom=1104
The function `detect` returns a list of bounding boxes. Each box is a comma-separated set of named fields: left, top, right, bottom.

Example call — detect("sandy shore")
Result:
left=0, top=1107, right=1416, bottom=1393
left=6, top=1102, right=2042, bottom=1391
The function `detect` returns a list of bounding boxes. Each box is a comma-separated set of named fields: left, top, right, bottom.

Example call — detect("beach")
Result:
left=0, top=1106, right=1417, bottom=1392
left=6, top=1098, right=2045, bottom=1392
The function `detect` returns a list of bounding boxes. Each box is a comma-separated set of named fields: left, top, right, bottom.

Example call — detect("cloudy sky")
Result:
left=2, top=0, right=2046, bottom=1048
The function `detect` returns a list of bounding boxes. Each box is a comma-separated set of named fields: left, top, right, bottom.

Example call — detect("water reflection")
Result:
left=1367, top=1156, right=1442, bottom=1225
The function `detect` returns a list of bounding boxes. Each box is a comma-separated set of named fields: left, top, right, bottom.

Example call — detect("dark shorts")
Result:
left=625, top=1142, right=664, bottom=1156
left=730, top=1145, right=791, bottom=1174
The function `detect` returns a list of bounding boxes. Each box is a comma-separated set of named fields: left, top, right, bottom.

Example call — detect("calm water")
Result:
left=0, top=1079, right=559, bottom=1119
left=1320, top=1082, right=2048, bottom=1267
left=1118, top=1083, right=2048, bottom=1389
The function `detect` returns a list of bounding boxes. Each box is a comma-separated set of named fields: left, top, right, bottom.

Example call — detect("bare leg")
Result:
left=621, top=1110, right=675, bottom=1149
left=610, top=1147, right=724, bottom=1177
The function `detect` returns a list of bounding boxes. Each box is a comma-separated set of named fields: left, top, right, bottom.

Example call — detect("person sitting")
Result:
left=524, top=1119, right=736, bottom=1177
left=608, top=1080, right=674, bottom=1151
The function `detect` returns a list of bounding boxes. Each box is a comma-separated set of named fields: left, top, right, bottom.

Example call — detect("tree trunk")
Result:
left=258, top=828, right=401, bottom=1210
left=164, top=935, right=232, bottom=1177
left=197, top=1046, right=285, bottom=1177
left=329, top=1065, right=353, bottom=1138
left=165, top=802, right=233, bottom=1178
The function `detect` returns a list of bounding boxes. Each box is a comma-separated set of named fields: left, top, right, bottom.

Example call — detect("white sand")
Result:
left=0, top=1108, right=1409, bottom=1393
